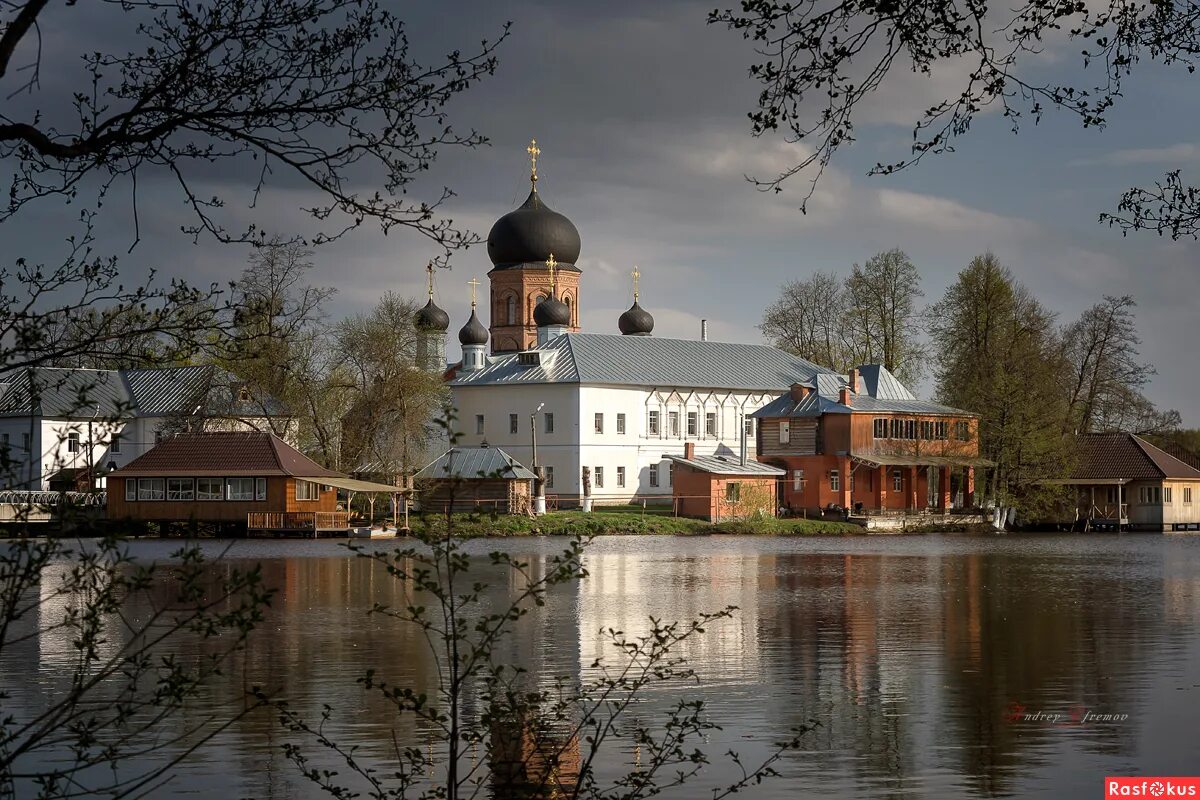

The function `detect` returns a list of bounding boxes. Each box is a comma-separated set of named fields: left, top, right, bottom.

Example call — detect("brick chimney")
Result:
left=684, top=442, right=696, bottom=460
left=839, top=387, right=853, bottom=406
left=789, top=382, right=813, bottom=401
left=848, top=368, right=859, bottom=394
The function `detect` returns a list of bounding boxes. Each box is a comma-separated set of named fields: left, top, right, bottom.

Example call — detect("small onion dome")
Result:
left=533, top=295, right=571, bottom=327
left=458, top=308, right=489, bottom=345
left=618, top=300, right=654, bottom=336
left=414, top=298, right=450, bottom=332
left=487, top=188, right=582, bottom=269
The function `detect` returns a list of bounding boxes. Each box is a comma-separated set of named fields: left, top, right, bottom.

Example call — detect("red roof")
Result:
left=1072, top=433, right=1200, bottom=481
left=111, top=432, right=342, bottom=478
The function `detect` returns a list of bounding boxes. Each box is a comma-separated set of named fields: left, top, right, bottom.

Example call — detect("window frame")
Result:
left=295, top=479, right=320, bottom=501
left=686, top=411, right=698, bottom=437
left=616, top=466, right=626, bottom=488
left=649, top=463, right=659, bottom=487
left=830, top=470, right=840, bottom=492
left=197, top=477, right=223, bottom=501
left=594, top=466, right=604, bottom=489
left=67, top=431, right=80, bottom=454
left=545, top=412, right=554, bottom=434
left=226, top=477, right=256, bottom=501
left=647, top=410, right=659, bottom=435
left=616, top=413, right=626, bottom=435
left=125, top=479, right=137, bottom=502
left=669, top=411, right=680, bottom=437
left=475, top=414, right=485, bottom=435
left=594, top=413, right=604, bottom=434
left=779, top=420, right=790, bottom=444
left=110, top=433, right=121, bottom=453
left=893, top=470, right=903, bottom=492
left=873, top=418, right=886, bottom=439
left=137, top=478, right=165, bottom=501
left=167, top=477, right=195, bottom=501
left=544, top=466, right=555, bottom=489
left=509, top=413, right=519, bottom=435
left=725, top=482, right=741, bottom=502
left=792, top=469, right=805, bottom=492
left=705, top=412, right=717, bottom=436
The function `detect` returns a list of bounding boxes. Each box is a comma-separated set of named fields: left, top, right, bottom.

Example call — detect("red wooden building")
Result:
left=751, top=365, right=987, bottom=517
left=666, top=442, right=784, bottom=521
left=107, top=431, right=401, bottom=534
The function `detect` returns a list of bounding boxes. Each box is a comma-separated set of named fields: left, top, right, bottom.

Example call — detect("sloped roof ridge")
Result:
left=1131, top=433, right=1200, bottom=479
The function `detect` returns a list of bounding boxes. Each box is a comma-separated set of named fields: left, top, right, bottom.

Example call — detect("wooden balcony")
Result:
left=247, top=511, right=351, bottom=533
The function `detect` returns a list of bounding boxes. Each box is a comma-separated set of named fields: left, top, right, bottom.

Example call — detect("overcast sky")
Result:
left=8, top=0, right=1199, bottom=422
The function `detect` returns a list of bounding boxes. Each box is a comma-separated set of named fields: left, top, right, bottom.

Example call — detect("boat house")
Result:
left=413, top=446, right=536, bottom=514
left=107, top=431, right=401, bottom=535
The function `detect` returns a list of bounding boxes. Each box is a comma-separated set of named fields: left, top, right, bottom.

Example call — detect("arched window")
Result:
left=564, top=295, right=572, bottom=325
left=506, top=295, right=516, bottom=325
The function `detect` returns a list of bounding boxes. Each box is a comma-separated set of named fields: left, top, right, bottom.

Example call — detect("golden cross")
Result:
left=632, top=265, right=641, bottom=302
left=545, top=253, right=557, bottom=296
left=527, top=138, right=540, bottom=184
left=467, top=276, right=480, bottom=308
left=425, top=262, right=434, bottom=299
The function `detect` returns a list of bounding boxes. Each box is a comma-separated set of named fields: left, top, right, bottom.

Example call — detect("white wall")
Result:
left=449, top=381, right=776, bottom=503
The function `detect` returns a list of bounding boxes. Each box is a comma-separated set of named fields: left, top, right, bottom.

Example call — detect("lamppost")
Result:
left=530, top=402, right=545, bottom=515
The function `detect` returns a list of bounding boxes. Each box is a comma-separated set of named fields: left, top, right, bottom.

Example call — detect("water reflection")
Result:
left=3, top=535, right=1197, bottom=799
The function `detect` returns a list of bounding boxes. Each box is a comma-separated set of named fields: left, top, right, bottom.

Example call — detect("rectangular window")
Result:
left=649, top=464, right=659, bottom=487
left=67, top=432, right=80, bottom=453
left=545, top=413, right=554, bottom=434
left=545, top=466, right=554, bottom=489
left=873, top=418, right=887, bottom=439
left=955, top=420, right=970, bottom=441
left=890, top=419, right=902, bottom=438
left=594, top=413, right=604, bottom=434
left=1164, top=486, right=1174, bottom=503
left=475, top=414, right=485, bottom=435
left=1106, top=487, right=1118, bottom=505
left=196, top=477, right=222, bottom=500
left=687, top=412, right=698, bottom=436
left=167, top=478, right=194, bottom=501
left=510, top=413, right=519, bottom=435
left=226, top=478, right=256, bottom=501
left=137, top=478, right=165, bottom=501
left=21, top=432, right=29, bottom=451
left=1185, top=487, right=1193, bottom=504
left=779, top=420, right=791, bottom=444
left=256, top=477, right=267, bottom=501
left=792, top=469, right=805, bottom=491
left=745, top=418, right=754, bottom=437
left=669, top=411, right=680, bottom=437
left=616, top=466, right=626, bottom=488
left=617, top=413, right=626, bottom=434
left=830, top=470, right=840, bottom=492
left=125, top=479, right=137, bottom=502
left=594, top=466, right=604, bottom=488
left=705, top=412, right=717, bottom=436
left=936, top=421, right=948, bottom=440
left=726, top=482, right=741, bottom=502
left=668, top=462, right=674, bottom=486
left=109, top=433, right=121, bottom=454
left=921, top=421, right=933, bottom=440
left=905, top=420, right=916, bottom=440
left=295, top=479, right=319, bottom=501
left=893, top=470, right=903, bottom=492
left=648, top=410, right=660, bottom=435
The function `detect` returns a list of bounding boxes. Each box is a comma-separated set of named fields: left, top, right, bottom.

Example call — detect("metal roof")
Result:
left=414, top=447, right=537, bottom=481
left=0, top=368, right=133, bottom=417
left=855, top=364, right=915, bottom=401
left=0, top=366, right=289, bottom=420
left=1072, top=433, right=1200, bottom=481
left=111, top=432, right=342, bottom=477
left=664, top=453, right=785, bottom=476
left=850, top=454, right=994, bottom=468
left=450, top=333, right=830, bottom=391
left=751, top=362, right=972, bottom=418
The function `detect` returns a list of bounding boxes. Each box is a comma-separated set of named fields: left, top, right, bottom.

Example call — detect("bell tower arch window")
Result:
left=506, top=295, right=517, bottom=325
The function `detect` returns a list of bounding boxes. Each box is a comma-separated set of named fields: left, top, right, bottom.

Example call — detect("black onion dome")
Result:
left=618, top=300, right=655, bottom=336
left=414, top=298, right=450, bottom=332
left=533, top=295, right=571, bottom=327
left=458, top=308, right=489, bottom=345
left=487, top=188, right=581, bottom=268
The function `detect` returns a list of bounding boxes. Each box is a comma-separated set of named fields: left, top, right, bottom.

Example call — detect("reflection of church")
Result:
left=414, top=141, right=831, bottom=502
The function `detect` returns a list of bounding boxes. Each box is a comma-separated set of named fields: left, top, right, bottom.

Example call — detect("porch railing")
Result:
left=247, top=511, right=351, bottom=531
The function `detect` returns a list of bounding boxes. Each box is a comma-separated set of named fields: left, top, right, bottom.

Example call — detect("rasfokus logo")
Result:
left=1106, top=777, right=1200, bottom=798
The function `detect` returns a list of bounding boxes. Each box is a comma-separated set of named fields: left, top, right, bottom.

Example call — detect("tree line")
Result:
left=762, top=250, right=1186, bottom=511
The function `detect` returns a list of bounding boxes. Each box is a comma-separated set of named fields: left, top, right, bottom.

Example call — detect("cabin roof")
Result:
left=414, top=447, right=537, bottom=481
left=751, top=363, right=971, bottom=418
left=110, top=432, right=342, bottom=477
left=1072, top=433, right=1200, bottom=481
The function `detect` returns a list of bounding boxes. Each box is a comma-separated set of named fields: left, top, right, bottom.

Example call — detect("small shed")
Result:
left=107, top=431, right=402, bottom=534
left=666, top=443, right=785, bottom=522
left=414, top=446, right=536, bottom=514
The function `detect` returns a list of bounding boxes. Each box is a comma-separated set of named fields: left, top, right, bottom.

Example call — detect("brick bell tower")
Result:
left=486, top=140, right=582, bottom=353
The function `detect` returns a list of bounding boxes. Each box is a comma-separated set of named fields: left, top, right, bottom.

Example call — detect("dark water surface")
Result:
left=5, top=533, right=1200, bottom=798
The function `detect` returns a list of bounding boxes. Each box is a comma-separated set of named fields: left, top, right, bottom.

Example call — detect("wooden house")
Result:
left=1057, top=432, right=1200, bottom=531
left=413, top=446, right=536, bottom=514
left=666, top=442, right=784, bottom=521
left=751, top=365, right=988, bottom=517
left=107, top=431, right=401, bottom=534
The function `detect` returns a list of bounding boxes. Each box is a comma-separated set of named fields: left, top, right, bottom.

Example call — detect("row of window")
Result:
left=123, top=477, right=322, bottom=502
left=1138, top=486, right=1195, bottom=504
left=871, top=418, right=970, bottom=442
left=481, top=412, right=754, bottom=438
left=0, top=433, right=31, bottom=452
left=790, top=469, right=907, bottom=493
left=499, top=292, right=574, bottom=326
left=587, top=463, right=675, bottom=489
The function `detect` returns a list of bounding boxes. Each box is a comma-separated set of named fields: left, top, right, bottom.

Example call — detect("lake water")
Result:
left=4, top=533, right=1200, bottom=798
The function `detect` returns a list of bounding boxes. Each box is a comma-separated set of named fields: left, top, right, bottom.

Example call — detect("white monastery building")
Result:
left=414, top=143, right=843, bottom=504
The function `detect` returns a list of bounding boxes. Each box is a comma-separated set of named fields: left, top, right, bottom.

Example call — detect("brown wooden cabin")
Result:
left=752, top=365, right=988, bottom=518
left=414, top=446, right=535, bottom=514
left=667, top=442, right=784, bottom=521
left=107, top=431, right=399, bottom=534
